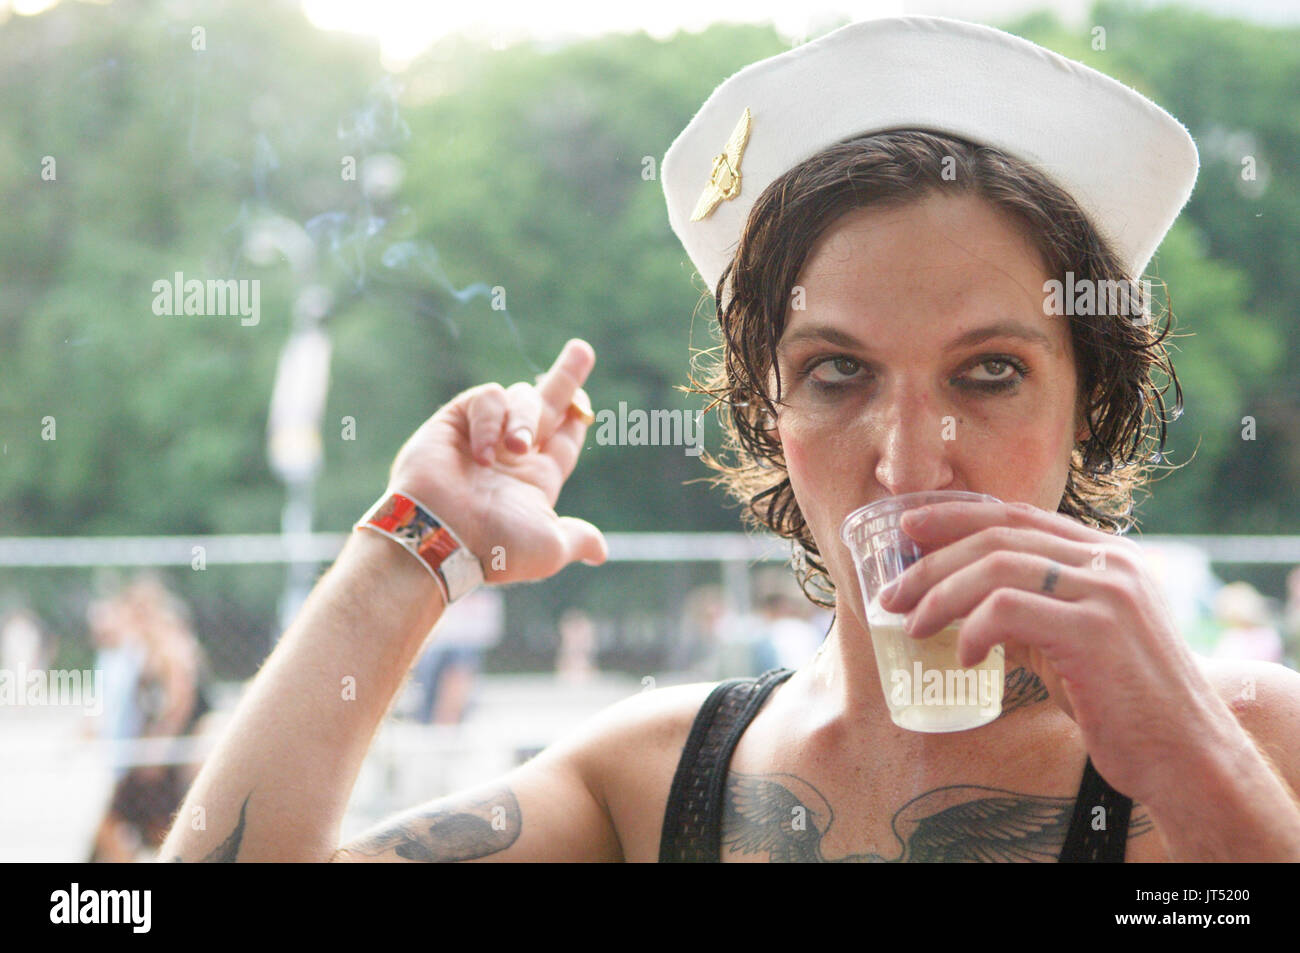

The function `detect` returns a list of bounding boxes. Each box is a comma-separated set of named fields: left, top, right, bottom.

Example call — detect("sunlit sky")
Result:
left=2, top=0, right=1296, bottom=71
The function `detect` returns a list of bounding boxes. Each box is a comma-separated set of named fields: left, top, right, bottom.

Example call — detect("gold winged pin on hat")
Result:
left=689, top=107, right=752, bottom=221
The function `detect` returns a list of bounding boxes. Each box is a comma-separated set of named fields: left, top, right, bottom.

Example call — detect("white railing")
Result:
left=2, top=532, right=1299, bottom=565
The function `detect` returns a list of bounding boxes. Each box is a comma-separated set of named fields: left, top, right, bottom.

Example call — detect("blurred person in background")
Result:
left=83, top=595, right=146, bottom=780
left=1, top=607, right=52, bottom=675
left=1211, top=581, right=1283, bottom=664
left=756, top=592, right=824, bottom=672
left=90, top=575, right=211, bottom=861
left=671, top=584, right=728, bottom=677
left=715, top=604, right=771, bottom=677
left=673, top=582, right=779, bottom=680
left=413, top=585, right=502, bottom=725
left=752, top=568, right=825, bottom=672
left=555, top=608, right=598, bottom=684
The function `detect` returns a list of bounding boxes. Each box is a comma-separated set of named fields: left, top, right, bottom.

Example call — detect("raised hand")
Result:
left=385, top=338, right=608, bottom=586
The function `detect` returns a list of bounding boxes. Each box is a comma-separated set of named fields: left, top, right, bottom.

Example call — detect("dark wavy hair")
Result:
left=687, top=131, right=1183, bottom=609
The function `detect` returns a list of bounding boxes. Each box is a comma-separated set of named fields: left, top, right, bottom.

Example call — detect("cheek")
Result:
left=777, top=418, right=826, bottom=524
left=972, top=409, right=1076, bottom=506
left=780, top=423, right=870, bottom=619
left=777, top=412, right=844, bottom=500
left=777, top=416, right=858, bottom=560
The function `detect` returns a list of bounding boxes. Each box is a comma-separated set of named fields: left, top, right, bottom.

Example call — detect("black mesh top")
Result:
left=658, top=667, right=1132, bottom=862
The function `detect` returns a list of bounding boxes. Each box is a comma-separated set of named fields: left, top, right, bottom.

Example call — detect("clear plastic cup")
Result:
left=840, top=491, right=1005, bottom=732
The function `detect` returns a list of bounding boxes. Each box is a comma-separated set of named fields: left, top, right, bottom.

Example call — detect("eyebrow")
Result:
left=777, top=320, right=1056, bottom=355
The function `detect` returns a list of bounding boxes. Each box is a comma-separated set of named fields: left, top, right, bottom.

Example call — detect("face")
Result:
left=770, top=192, right=1087, bottom=622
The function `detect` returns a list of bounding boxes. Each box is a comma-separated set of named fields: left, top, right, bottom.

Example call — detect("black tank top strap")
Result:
left=1058, top=756, right=1132, bottom=862
left=658, top=668, right=795, bottom=862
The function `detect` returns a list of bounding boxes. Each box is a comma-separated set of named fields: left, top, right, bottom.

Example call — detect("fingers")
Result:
left=502, top=382, right=542, bottom=454
left=880, top=526, right=1087, bottom=614
left=957, top=589, right=1072, bottom=668
left=534, top=339, right=596, bottom=444
left=556, top=516, right=608, bottom=567
left=466, top=383, right=509, bottom=465
left=902, top=551, right=1083, bottom=641
left=462, top=339, right=596, bottom=466
left=540, top=389, right=595, bottom=478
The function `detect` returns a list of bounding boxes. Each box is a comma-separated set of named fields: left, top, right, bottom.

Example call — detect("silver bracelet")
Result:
left=354, top=490, right=485, bottom=604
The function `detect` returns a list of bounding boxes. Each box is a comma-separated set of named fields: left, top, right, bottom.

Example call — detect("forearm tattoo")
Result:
left=346, top=787, right=522, bottom=862
left=171, top=793, right=250, bottom=862
left=721, top=772, right=1151, bottom=862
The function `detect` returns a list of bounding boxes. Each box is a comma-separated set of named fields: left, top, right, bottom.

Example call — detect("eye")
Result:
left=959, top=356, right=1029, bottom=392
left=808, top=356, right=861, bottom=385
left=969, top=359, right=1016, bottom=382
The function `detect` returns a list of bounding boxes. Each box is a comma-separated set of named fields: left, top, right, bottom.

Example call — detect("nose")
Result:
left=872, top=383, right=956, bottom=495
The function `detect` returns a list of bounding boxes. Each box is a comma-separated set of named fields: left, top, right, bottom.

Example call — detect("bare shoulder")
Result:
left=566, top=678, right=723, bottom=862
left=1196, top=655, right=1300, bottom=728
left=1196, top=655, right=1300, bottom=777
left=566, top=678, right=722, bottom=785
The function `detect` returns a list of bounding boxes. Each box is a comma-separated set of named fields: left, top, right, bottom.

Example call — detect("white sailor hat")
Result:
left=661, top=16, right=1199, bottom=294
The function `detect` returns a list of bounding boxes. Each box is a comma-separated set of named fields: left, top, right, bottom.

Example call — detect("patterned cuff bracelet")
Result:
left=355, top=490, right=485, bottom=605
